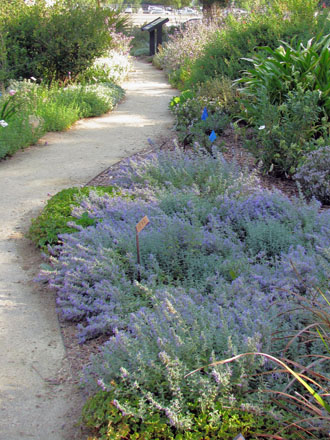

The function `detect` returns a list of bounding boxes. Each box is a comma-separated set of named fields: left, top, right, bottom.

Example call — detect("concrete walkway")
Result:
left=0, top=59, right=176, bottom=440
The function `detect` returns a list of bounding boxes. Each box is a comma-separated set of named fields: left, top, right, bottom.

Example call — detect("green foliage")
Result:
left=0, top=91, right=19, bottom=121
left=128, top=25, right=150, bottom=57
left=245, top=219, right=297, bottom=257
left=187, top=112, right=231, bottom=152
left=35, top=82, right=124, bottom=131
left=82, top=390, right=284, bottom=440
left=196, top=76, right=239, bottom=114
left=36, top=100, right=80, bottom=132
left=28, top=186, right=117, bottom=251
left=237, top=34, right=330, bottom=114
left=242, top=88, right=329, bottom=176
left=186, top=0, right=328, bottom=87
left=0, top=79, right=124, bottom=158
left=0, top=113, right=44, bottom=158
left=170, top=89, right=231, bottom=150
left=82, top=391, right=173, bottom=440
left=74, top=65, right=116, bottom=85
left=168, top=64, right=193, bottom=90
left=1, top=0, right=127, bottom=83
left=233, top=17, right=330, bottom=177
left=75, top=83, right=125, bottom=117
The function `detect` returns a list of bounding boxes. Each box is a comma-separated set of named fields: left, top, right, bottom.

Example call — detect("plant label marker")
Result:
left=136, top=216, right=149, bottom=281
left=201, top=107, right=208, bottom=120
left=136, top=216, right=149, bottom=234
left=209, top=130, right=217, bottom=143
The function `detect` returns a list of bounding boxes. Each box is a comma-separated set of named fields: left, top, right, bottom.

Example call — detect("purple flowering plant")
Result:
left=294, top=146, right=330, bottom=205
left=153, top=21, right=219, bottom=88
left=38, top=148, right=330, bottom=430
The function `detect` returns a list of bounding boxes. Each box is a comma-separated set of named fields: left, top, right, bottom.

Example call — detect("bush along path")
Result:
left=0, top=59, right=176, bottom=440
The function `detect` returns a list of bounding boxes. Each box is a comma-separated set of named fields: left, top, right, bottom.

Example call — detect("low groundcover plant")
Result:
left=294, top=146, right=330, bottom=205
left=0, top=79, right=125, bottom=159
left=37, top=148, right=330, bottom=438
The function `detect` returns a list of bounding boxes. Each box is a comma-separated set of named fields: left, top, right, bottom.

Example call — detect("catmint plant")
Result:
left=294, top=146, right=330, bottom=204
left=38, top=149, right=330, bottom=428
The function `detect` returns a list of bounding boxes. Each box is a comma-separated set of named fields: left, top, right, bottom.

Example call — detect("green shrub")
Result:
left=0, top=113, right=44, bottom=158
left=196, top=76, right=239, bottom=114
left=128, top=25, right=150, bottom=57
left=242, top=88, right=329, bottom=176
left=74, top=83, right=125, bottom=117
left=187, top=0, right=328, bottom=87
left=74, top=65, right=115, bottom=85
left=82, top=390, right=285, bottom=440
left=28, top=186, right=117, bottom=251
left=36, top=100, right=80, bottom=132
left=187, top=112, right=231, bottom=151
left=170, top=90, right=231, bottom=150
left=236, top=34, right=330, bottom=115
left=75, top=51, right=131, bottom=85
left=1, top=79, right=124, bottom=146
left=34, top=82, right=124, bottom=130
left=1, top=0, right=127, bottom=83
left=0, top=77, right=125, bottom=159
left=235, top=33, right=330, bottom=176
left=153, top=20, right=219, bottom=90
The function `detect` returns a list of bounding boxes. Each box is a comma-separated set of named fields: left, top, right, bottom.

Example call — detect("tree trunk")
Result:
left=202, top=1, right=228, bottom=21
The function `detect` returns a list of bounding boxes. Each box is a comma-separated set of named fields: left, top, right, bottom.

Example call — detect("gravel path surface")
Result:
left=0, top=59, right=176, bottom=440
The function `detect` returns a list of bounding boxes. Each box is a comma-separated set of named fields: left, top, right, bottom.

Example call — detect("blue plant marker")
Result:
left=201, top=107, right=208, bottom=120
left=209, top=130, right=217, bottom=142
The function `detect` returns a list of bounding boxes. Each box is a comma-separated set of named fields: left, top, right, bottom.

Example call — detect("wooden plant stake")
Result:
left=135, top=216, right=149, bottom=282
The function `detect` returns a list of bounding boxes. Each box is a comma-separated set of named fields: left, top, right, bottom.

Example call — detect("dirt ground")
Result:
left=0, top=59, right=177, bottom=440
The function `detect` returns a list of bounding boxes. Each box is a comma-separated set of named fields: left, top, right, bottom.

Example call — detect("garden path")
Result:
left=0, top=59, right=176, bottom=440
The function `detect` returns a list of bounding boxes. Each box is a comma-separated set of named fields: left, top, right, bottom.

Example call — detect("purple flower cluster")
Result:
left=294, top=146, right=330, bottom=204
left=153, top=21, right=219, bottom=75
left=83, top=287, right=265, bottom=428
left=38, top=149, right=330, bottom=426
left=107, top=147, right=259, bottom=198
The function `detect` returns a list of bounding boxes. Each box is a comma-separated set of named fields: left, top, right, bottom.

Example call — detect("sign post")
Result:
left=135, top=216, right=150, bottom=281
left=141, top=17, right=169, bottom=56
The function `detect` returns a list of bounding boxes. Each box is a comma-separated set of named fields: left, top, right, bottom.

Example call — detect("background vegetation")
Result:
left=0, top=0, right=127, bottom=83
left=155, top=0, right=330, bottom=203
left=0, top=0, right=131, bottom=160
left=18, top=0, right=330, bottom=437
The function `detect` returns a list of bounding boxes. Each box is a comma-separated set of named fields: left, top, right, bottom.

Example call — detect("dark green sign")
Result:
left=141, top=17, right=169, bottom=31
